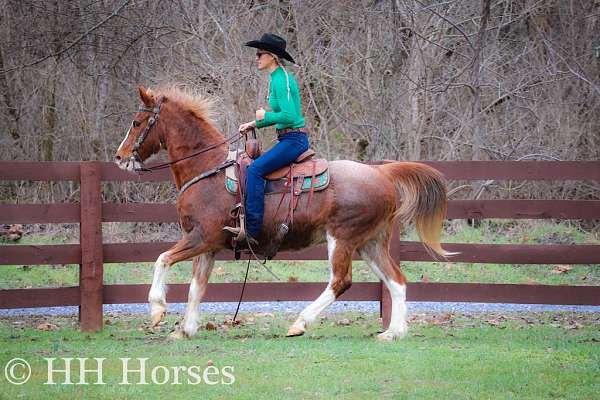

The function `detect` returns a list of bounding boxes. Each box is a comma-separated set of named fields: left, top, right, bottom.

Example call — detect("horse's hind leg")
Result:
left=287, top=232, right=354, bottom=336
left=358, top=229, right=408, bottom=341
left=148, top=235, right=211, bottom=328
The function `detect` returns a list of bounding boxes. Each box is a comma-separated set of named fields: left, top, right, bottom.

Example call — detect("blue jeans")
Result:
left=245, top=132, right=309, bottom=238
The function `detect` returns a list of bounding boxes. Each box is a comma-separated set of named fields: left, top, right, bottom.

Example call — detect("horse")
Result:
left=114, top=85, right=452, bottom=341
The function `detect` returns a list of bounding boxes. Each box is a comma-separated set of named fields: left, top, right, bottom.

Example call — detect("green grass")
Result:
left=1, top=312, right=599, bottom=399
left=1, top=220, right=598, bottom=289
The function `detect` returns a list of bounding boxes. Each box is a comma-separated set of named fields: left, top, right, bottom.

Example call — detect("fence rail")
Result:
left=1, top=160, right=599, bottom=332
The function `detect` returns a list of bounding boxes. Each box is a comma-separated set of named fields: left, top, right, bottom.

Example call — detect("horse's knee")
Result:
left=331, top=276, right=352, bottom=298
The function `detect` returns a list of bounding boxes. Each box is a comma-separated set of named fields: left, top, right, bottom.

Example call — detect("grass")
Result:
left=1, top=312, right=599, bottom=399
left=2, top=220, right=598, bottom=398
left=1, top=220, right=598, bottom=289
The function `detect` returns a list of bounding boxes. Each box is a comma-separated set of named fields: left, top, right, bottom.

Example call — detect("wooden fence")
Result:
left=1, top=161, right=599, bottom=332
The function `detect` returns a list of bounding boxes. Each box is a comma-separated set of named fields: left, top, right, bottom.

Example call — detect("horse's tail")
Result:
left=377, top=161, right=454, bottom=258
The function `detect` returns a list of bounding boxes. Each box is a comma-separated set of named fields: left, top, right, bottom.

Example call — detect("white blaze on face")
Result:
left=117, top=123, right=132, bottom=152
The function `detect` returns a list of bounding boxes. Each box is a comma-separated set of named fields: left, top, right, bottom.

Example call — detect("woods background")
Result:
left=1, top=0, right=599, bottom=206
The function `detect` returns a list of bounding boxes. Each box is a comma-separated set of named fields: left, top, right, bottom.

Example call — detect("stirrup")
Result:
left=223, top=224, right=247, bottom=242
left=223, top=206, right=247, bottom=242
left=229, top=202, right=242, bottom=218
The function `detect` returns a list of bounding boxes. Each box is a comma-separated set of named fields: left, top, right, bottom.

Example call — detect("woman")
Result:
left=226, top=33, right=309, bottom=245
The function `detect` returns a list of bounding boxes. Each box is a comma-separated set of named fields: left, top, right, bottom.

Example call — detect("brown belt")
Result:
left=276, top=127, right=308, bottom=136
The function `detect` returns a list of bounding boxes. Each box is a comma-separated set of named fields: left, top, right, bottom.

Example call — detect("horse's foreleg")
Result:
left=149, top=251, right=170, bottom=327
left=148, top=237, right=212, bottom=328
left=172, top=253, right=215, bottom=339
left=358, top=230, right=408, bottom=341
left=287, top=233, right=354, bottom=336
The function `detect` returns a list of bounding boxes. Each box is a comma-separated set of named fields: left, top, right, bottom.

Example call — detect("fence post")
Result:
left=380, top=281, right=391, bottom=330
left=79, top=161, right=103, bottom=332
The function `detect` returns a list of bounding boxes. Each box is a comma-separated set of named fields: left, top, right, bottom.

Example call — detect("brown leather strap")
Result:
left=274, top=166, right=292, bottom=220
left=307, top=160, right=316, bottom=209
left=290, top=174, right=303, bottom=227
left=276, top=127, right=308, bottom=137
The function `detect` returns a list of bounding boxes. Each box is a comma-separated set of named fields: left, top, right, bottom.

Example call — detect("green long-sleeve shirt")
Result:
left=255, top=66, right=305, bottom=130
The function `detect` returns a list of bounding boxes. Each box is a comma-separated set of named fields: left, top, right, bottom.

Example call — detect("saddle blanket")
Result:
left=225, top=169, right=329, bottom=195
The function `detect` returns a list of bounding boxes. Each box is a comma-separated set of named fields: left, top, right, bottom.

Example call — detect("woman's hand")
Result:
left=255, top=108, right=266, bottom=121
left=238, top=120, right=256, bottom=133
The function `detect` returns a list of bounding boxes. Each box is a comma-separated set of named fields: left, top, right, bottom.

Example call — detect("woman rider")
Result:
left=224, top=33, right=309, bottom=245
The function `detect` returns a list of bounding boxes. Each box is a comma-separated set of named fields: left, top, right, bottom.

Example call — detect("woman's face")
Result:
left=256, top=51, right=276, bottom=70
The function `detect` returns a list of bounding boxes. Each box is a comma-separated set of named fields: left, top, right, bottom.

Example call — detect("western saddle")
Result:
left=225, top=135, right=329, bottom=258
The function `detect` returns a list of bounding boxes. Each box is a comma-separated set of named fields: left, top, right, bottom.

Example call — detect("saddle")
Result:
left=224, top=147, right=329, bottom=259
left=225, top=149, right=329, bottom=195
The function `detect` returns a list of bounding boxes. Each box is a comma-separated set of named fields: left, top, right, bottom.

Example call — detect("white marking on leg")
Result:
left=291, top=233, right=337, bottom=331
left=360, top=242, right=407, bottom=340
left=182, top=254, right=214, bottom=337
left=386, top=280, right=407, bottom=337
left=183, top=278, right=200, bottom=336
left=149, top=252, right=169, bottom=320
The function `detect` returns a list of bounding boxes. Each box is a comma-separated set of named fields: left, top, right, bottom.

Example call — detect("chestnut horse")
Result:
left=115, top=86, right=451, bottom=341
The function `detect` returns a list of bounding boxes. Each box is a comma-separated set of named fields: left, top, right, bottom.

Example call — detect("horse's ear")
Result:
left=138, top=85, right=154, bottom=107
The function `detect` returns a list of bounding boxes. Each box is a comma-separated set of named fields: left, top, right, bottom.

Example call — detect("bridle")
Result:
left=131, top=98, right=164, bottom=164
left=126, top=99, right=244, bottom=196
left=128, top=99, right=241, bottom=174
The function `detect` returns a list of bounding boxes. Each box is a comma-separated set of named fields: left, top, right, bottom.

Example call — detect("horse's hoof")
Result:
left=286, top=327, right=305, bottom=337
left=150, top=311, right=166, bottom=328
left=376, top=331, right=396, bottom=342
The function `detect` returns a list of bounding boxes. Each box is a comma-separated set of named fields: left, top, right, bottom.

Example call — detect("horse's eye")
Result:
left=132, top=120, right=141, bottom=127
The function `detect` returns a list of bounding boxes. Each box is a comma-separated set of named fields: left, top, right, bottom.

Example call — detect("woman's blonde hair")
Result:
left=270, top=52, right=286, bottom=67
left=267, top=52, right=291, bottom=100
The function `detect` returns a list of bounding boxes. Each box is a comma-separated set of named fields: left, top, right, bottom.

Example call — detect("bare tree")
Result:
left=1, top=0, right=599, bottom=203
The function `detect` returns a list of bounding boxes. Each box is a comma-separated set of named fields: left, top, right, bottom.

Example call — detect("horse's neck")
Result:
left=165, top=118, right=228, bottom=190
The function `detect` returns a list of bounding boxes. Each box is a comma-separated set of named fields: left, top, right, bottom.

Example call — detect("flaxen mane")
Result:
left=149, top=85, right=217, bottom=122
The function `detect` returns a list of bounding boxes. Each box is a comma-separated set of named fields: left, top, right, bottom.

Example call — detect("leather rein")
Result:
left=130, top=100, right=241, bottom=194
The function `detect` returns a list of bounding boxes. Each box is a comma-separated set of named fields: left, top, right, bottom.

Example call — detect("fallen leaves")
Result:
left=565, top=321, right=583, bottom=330
left=433, top=313, right=453, bottom=326
left=409, top=313, right=454, bottom=326
left=551, top=265, right=573, bottom=274
left=37, top=323, right=58, bottom=331
left=485, top=317, right=507, bottom=328
left=254, top=312, right=275, bottom=318
left=205, top=322, right=217, bottom=331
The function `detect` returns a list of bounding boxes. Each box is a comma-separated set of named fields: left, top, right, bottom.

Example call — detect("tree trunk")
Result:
left=470, top=0, right=491, bottom=160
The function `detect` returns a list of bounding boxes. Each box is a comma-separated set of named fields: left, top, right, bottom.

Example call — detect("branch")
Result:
left=0, top=0, right=132, bottom=74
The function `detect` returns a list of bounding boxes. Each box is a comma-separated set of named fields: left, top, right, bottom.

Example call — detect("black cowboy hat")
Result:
left=244, top=33, right=296, bottom=64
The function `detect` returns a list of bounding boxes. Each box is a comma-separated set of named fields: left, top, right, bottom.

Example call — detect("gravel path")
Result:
left=1, top=301, right=599, bottom=317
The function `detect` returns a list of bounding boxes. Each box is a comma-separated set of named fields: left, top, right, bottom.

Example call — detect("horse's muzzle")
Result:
left=115, top=156, right=141, bottom=172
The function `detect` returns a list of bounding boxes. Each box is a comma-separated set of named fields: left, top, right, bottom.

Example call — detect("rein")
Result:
left=134, top=132, right=241, bottom=173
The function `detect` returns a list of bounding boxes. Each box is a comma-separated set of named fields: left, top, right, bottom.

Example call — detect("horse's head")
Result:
left=114, top=86, right=166, bottom=172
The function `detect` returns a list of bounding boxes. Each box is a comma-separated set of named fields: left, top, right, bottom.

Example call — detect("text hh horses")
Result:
left=114, top=86, right=452, bottom=341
